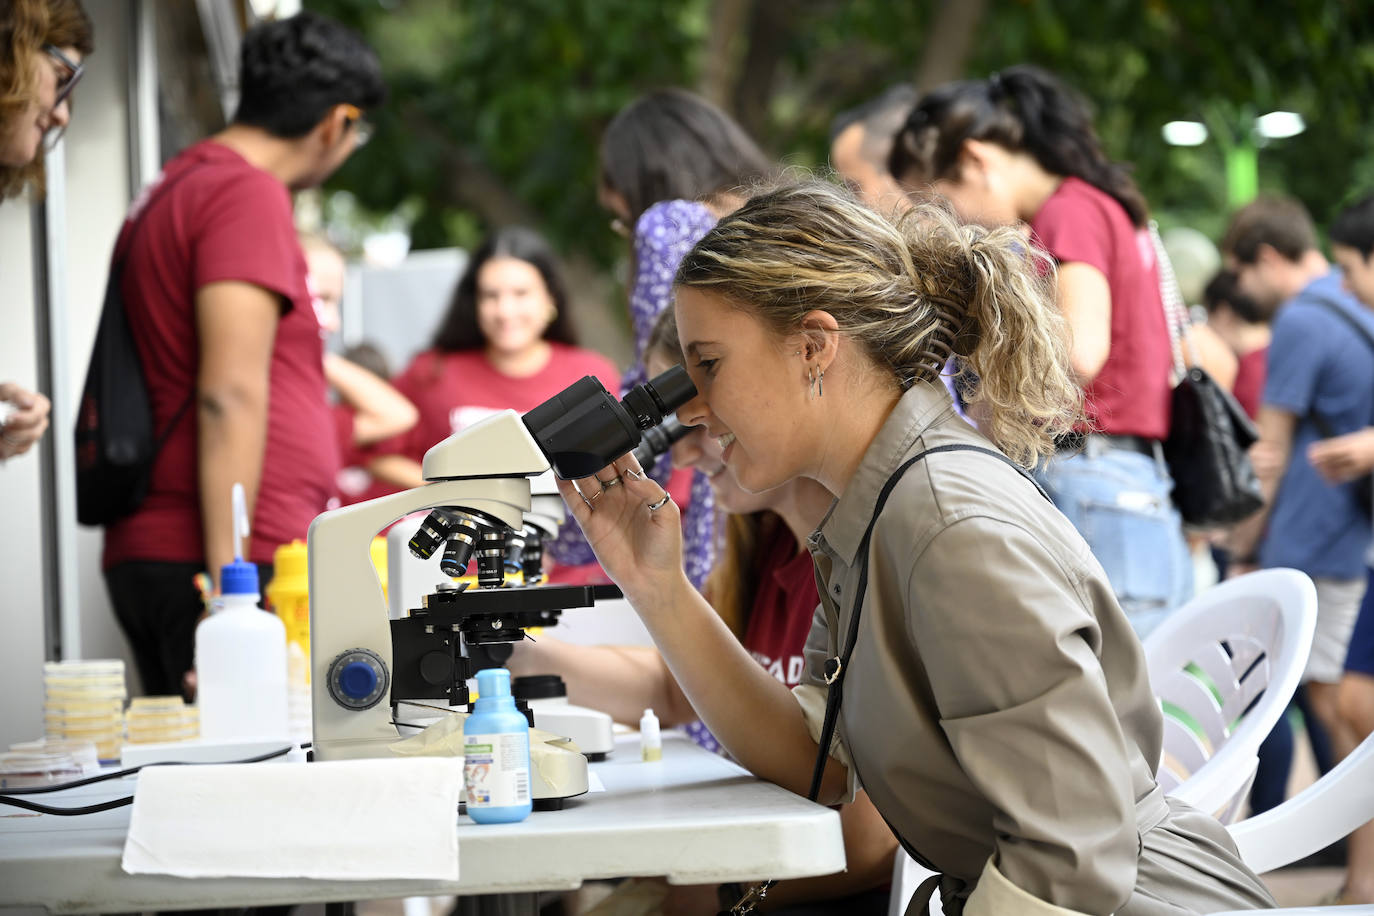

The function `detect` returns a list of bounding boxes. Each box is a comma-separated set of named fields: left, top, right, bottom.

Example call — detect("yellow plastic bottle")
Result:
left=267, top=540, right=311, bottom=661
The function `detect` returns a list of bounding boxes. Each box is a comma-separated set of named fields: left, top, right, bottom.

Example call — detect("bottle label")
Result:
left=464, top=732, right=531, bottom=808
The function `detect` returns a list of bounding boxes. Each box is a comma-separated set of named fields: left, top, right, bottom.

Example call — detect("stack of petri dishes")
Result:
left=10, top=736, right=99, bottom=772
left=0, top=745, right=84, bottom=789
left=43, top=660, right=127, bottom=764
left=125, top=696, right=199, bottom=745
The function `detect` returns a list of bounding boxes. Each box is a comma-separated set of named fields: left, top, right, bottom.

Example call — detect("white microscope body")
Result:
left=309, top=411, right=546, bottom=762
left=309, top=365, right=695, bottom=784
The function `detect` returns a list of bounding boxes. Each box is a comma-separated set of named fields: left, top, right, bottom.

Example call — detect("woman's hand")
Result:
left=554, top=452, right=686, bottom=608
left=0, top=382, right=51, bottom=460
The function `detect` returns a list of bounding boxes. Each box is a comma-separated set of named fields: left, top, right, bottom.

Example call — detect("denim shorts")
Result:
left=1034, top=446, right=1193, bottom=638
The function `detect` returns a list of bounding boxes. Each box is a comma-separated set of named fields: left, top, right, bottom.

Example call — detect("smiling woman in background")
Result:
left=368, top=226, right=618, bottom=582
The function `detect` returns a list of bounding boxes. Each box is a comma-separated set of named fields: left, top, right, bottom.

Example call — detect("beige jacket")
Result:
left=792, top=382, right=1273, bottom=915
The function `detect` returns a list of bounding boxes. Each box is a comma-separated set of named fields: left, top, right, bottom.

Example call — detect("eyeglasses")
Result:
left=43, top=44, right=84, bottom=111
left=340, top=104, right=373, bottom=148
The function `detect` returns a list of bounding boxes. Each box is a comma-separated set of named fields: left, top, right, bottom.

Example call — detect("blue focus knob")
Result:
left=327, top=648, right=389, bottom=710
left=339, top=660, right=379, bottom=699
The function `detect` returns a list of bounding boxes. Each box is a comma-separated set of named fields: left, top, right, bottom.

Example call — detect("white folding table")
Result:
left=0, top=733, right=844, bottom=914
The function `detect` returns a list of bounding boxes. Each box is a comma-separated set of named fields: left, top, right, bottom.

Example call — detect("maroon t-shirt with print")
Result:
left=742, top=522, right=821, bottom=688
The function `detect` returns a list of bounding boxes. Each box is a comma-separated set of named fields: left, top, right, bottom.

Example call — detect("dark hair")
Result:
left=1, top=0, right=94, bottom=199
left=644, top=304, right=682, bottom=364
left=1332, top=194, right=1374, bottom=260
left=889, top=65, right=1149, bottom=227
left=432, top=226, right=578, bottom=352
left=829, top=83, right=918, bottom=163
left=600, top=88, right=771, bottom=222
left=232, top=11, right=386, bottom=139
left=341, top=342, right=391, bottom=380
left=1221, top=196, right=1318, bottom=264
left=1203, top=270, right=1268, bottom=325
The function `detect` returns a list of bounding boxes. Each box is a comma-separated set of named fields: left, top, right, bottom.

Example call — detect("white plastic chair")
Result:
left=1226, top=727, right=1374, bottom=876
left=1142, top=568, right=1317, bottom=824
left=1210, top=909, right=1374, bottom=915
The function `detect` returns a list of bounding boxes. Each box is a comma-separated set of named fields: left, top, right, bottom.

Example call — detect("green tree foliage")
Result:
left=311, top=0, right=1374, bottom=264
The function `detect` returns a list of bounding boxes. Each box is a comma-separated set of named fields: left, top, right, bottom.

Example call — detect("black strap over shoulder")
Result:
left=724, top=443, right=1046, bottom=915
left=806, top=443, right=1045, bottom=800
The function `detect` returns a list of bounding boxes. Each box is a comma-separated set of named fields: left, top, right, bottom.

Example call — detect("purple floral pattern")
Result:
left=619, top=200, right=718, bottom=593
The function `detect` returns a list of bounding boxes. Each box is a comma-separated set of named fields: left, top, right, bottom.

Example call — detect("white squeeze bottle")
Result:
left=194, top=484, right=289, bottom=742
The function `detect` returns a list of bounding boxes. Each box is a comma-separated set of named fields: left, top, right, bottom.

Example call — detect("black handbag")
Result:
left=74, top=168, right=195, bottom=526
left=1150, top=223, right=1264, bottom=527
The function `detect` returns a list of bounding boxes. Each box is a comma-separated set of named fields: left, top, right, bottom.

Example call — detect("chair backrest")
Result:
left=1142, top=569, right=1317, bottom=823
left=1228, top=728, right=1374, bottom=875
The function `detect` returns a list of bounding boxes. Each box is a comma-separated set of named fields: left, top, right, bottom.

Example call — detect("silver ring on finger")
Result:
left=597, top=474, right=623, bottom=490
left=586, top=486, right=605, bottom=504
left=647, top=494, right=670, bottom=512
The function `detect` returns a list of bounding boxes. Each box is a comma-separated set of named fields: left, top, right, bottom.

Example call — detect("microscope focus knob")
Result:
left=327, top=648, right=390, bottom=710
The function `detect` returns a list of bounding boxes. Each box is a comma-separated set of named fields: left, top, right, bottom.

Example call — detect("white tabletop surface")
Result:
left=0, top=733, right=844, bottom=913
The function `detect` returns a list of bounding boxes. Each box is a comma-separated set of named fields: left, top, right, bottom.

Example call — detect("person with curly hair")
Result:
left=0, top=0, right=92, bottom=199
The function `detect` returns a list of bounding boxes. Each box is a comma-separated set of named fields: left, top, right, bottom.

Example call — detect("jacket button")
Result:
left=832, top=583, right=842, bottom=596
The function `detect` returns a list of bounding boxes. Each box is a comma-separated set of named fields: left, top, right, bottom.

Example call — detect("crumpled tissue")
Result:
left=390, top=711, right=588, bottom=798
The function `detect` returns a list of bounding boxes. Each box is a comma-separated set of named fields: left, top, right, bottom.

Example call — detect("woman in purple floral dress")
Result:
left=592, top=88, right=770, bottom=588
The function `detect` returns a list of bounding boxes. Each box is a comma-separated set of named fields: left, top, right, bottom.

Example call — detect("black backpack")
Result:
left=74, top=168, right=196, bottom=526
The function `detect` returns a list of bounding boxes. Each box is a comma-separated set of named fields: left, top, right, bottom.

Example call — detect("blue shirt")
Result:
left=1260, top=271, right=1374, bottom=578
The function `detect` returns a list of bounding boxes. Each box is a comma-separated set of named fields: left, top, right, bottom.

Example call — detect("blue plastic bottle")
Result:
left=463, top=668, right=533, bottom=823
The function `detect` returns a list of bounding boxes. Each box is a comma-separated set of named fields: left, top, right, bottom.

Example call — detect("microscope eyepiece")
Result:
left=522, top=365, right=697, bottom=480
left=631, top=414, right=695, bottom=468
left=622, top=366, right=697, bottom=431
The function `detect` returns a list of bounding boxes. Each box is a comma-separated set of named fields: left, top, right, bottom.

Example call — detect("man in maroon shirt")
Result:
left=101, top=12, right=385, bottom=697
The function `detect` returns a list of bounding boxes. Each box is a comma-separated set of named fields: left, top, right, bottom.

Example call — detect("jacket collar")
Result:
left=809, top=381, right=957, bottom=567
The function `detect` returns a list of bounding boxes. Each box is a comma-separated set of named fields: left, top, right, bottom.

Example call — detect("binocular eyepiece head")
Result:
left=522, top=365, right=697, bottom=480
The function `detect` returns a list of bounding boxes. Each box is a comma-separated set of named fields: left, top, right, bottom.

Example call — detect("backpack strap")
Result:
left=1305, top=294, right=1374, bottom=437
left=111, top=165, right=205, bottom=438
left=807, top=444, right=1046, bottom=799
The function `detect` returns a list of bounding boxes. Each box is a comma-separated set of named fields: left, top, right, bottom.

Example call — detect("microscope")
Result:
left=308, top=366, right=696, bottom=784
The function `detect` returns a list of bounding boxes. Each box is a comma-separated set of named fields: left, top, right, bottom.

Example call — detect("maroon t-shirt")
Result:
left=742, top=522, right=820, bottom=688
left=103, top=140, right=339, bottom=568
left=1233, top=347, right=1268, bottom=420
left=1029, top=177, right=1173, bottom=440
left=388, top=343, right=620, bottom=462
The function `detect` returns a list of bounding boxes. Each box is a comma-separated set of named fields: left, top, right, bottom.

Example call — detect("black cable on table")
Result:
left=0, top=743, right=298, bottom=815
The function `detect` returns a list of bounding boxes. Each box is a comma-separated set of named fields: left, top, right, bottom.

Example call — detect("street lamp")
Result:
left=1161, top=109, right=1307, bottom=207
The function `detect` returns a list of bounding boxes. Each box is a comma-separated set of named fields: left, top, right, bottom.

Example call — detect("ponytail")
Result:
left=894, top=205, right=1083, bottom=466
left=891, top=65, right=1148, bottom=227
left=677, top=178, right=1083, bottom=468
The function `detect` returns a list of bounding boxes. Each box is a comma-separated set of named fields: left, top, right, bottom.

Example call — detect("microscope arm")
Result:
left=309, top=476, right=533, bottom=760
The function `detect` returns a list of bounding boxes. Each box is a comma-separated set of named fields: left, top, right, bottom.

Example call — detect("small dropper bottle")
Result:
left=640, top=708, right=662, bottom=762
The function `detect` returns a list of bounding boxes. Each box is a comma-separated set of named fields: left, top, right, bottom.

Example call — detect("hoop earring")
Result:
left=808, top=367, right=817, bottom=399
left=817, top=368, right=824, bottom=398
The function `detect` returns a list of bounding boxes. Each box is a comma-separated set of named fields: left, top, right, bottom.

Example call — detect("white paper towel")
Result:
left=122, top=757, right=463, bottom=880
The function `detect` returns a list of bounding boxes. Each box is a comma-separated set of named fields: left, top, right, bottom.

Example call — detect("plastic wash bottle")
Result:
left=195, top=558, right=289, bottom=742
left=463, top=668, right=533, bottom=823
